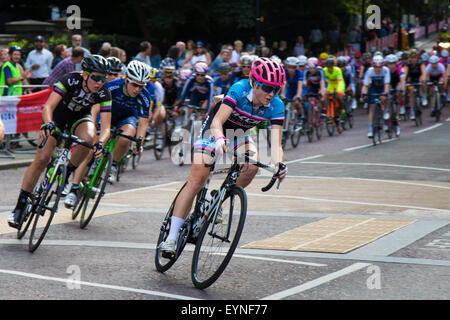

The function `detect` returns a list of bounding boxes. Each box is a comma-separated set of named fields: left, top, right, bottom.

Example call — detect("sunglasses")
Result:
left=241, top=65, right=251, bottom=69
left=254, top=79, right=281, bottom=95
left=195, top=73, right=206, bottom=77
left=86, top=72, right=107, bottom=83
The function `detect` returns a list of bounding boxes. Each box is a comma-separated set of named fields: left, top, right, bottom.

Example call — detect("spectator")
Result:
left=274, top=40, right=288, bottom=62
left=98, top=42, right=112, bottom=58
left=160, top=45, right=180, bottom=70
left=24, top=35, right=53, bottom=89
left=67, top=34, right=90, bottom=71
left=229, top=40, right=243, bottom=64
left=134, top=41, right=152, bottom=67
left=182, top=40, right=195, bottom=65
left=293, top=36, right=305, bottom=56
left=51, top=44, right=69, bottom=69
left=260, top=46, right=271, bottom=57
left=67, top=34, right=91, bottom=57
left=209, top=48, right=231, bottom=73
left=309, top=28, right=323, bottom=55
left=1, top=48, right=9, bottom=67
left=0, top=46, right=32, bottom=96
left=43, top=47, right=84, bottom=86
left=150, top=46, right=161, bottom=68
left=187, top=41, right=212, bottom=67
left=175, top=41, right=186, bottom=69
left=327, top=27, right=340, bottom=52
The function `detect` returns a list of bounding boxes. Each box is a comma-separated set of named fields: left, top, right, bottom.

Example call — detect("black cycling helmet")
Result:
left=324, top=58, right=335, bottom=67
left=106, top=56, right=123, bottom=73
left=81, top=54, right=110, bottom=74
left=8, top=45, right=22, bottom=55
left=217, top=62, right=231, bottom=73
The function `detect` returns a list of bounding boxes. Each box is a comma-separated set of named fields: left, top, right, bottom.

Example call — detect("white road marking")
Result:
left=261, top=262, right=371, bottom=300
left=414, top=123, right=443, bottom=134
left=343, top=138, right=398, bottom=152
left=0, top=268, right=200, bottom=300
left=285, top=175, right=450, bottom=190
left=297, top=161, right=450, bottom=173
left=246, top=192, right=448, bottom=212
left=218, top=253, right=327, bottom=267
left=285, top=154, right=324, bottom=165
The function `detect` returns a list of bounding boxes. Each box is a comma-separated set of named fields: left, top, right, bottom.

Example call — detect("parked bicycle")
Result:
left=16, top=131, right=94, bottom=252
left=155, top=149, right=285, bottom=289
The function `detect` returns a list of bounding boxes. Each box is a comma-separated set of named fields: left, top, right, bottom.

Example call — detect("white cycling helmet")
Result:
left=270, top=55, right=282, bottom=64
left=297, top=55, right=308, bottom=66
left=372, top=55, right=384, bottom=67
left=385, top=54, right=398, bottom=64
left=126, top=60, right=151, bottom=83
left=429, top=55, right=439, bottom=64
left=285, top=56, right=299, bottom=66
left=440, top=49, right=449, bottom=58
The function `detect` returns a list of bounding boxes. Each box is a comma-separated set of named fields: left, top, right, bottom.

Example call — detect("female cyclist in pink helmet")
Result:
left=158, top=56, right=288, bottom=256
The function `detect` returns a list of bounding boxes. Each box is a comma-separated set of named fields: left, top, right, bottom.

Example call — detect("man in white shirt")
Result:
left=24, top=35, right=53, bottom=89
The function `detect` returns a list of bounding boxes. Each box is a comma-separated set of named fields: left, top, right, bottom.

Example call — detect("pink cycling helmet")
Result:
left=251, top=57, right=286, bottom=86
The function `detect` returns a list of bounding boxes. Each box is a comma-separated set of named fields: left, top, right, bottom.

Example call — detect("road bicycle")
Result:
left=364, top=93, right=387, bottom=146
left=341, top=91, right=354, bottom=130
left=426, top=81, right=444, bottom=122
left=304, top=93, right=324, bottom=142
left=325, top=91, right=342, bottom=136
left=114, top=133, right=143, bottom=183
left=281, top=99, right=302, bottom=148
left=71, top=128, right=140, bottom=228
left=152, top=105, right=178, bottom=160
left=406, top=82, right=423, bottom=126
left=385, top=89, right=402, bottom=139
left=155, top=149, right=284, bottom=289
left=16, top=131, right=94, bottom=252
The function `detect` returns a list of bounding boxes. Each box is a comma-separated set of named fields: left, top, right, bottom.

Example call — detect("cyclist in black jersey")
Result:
left=404, top=52, right=426, bottom=118
left=227, top=55, right=252, bottom=90
left=161, top=65, right=181, bottom=107
left=8, top=55, right=112, bottom=228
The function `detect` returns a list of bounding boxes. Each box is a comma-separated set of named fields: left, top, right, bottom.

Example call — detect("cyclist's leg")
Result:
left=112, top=120, right=137, bottom=163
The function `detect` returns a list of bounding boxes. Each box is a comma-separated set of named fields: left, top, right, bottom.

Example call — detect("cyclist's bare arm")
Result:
left=136, top=116, right=149, bottom=143
left=41, top=92, right=62, bottom=124
left=210, top=103, right=233, bottom=153
left=91, top=104, right=100, bottom=122
left=97, top=108, right=111, bottom=145
left=269, top=124, right=286, bottom=181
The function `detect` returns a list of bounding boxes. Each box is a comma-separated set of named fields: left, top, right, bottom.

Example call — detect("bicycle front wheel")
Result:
left=191, top=186, right=247, bottom=289
left=80, top=152, right=112, bottom=229
left=28, top=165, right=66, bottom=253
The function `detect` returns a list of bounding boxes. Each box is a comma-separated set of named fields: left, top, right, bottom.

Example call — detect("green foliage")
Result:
left=48, top=34, right=69, bottom=49
left=8, top=39, right=31, bottom=52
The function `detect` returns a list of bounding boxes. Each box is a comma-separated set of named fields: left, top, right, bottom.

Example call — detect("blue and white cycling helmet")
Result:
left=193, top=61, right=208, bottom=73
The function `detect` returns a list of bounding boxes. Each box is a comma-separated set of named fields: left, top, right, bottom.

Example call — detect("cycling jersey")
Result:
left=389, top=66, right=405, bottom=88
left=162, top=79, right=181, bottom=107
left=303, top=68, right=325, bottom=93
left=425, top=63, right=446, bottom=78
left=51, top=72, right=111, bottom=133
left=105, top=78, right=152, bottom=128
left=323, top=66, right=345, bottom=93
left=341, top=65, right=355, bottom=92
left=284, top=68, right=303, bottom=100
left=405, top=62, right=424, bottom=82
left=213, top=73, right=232, bottom=95
left=363, top=67, right=390, bottom=88
left=179, top=75, right=214, bottom=111
left=194, top=79, right=285, bottom=156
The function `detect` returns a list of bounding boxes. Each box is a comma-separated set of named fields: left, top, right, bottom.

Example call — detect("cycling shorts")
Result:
left=368, top=86, right=384, bottom=105
left=193, top=134, right=255, bottom=158
left=112, top=115, right=138, bottom=129
left=52, top=107, right=93, bottom=135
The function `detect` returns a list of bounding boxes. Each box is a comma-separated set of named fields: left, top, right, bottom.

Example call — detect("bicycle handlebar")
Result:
left=39, top=131, right=95, bottom=150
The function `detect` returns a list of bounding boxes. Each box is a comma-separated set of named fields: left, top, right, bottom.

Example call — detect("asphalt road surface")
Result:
left=0, top=103, right=449, bottom=305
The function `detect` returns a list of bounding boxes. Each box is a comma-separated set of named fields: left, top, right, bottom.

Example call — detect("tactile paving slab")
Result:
left=242, top=216, right=417, bottom=253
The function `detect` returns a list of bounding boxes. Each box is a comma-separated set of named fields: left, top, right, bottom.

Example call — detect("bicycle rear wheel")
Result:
left=191, top=186, right=247, bottom=289
left=80, top=152, right=112, bottom=229
left=28, top=165, right=66, bottom=253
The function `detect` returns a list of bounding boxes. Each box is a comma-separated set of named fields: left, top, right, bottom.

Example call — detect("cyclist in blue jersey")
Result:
left=178, top=62, right=214, bottom=112
left=280, top=56, right=304, bottom=122
left=159, top=57, right=288, bottom=255
left=64, top=60, right=152, bottom=206
left=213, top=62, right=232, bottom=95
